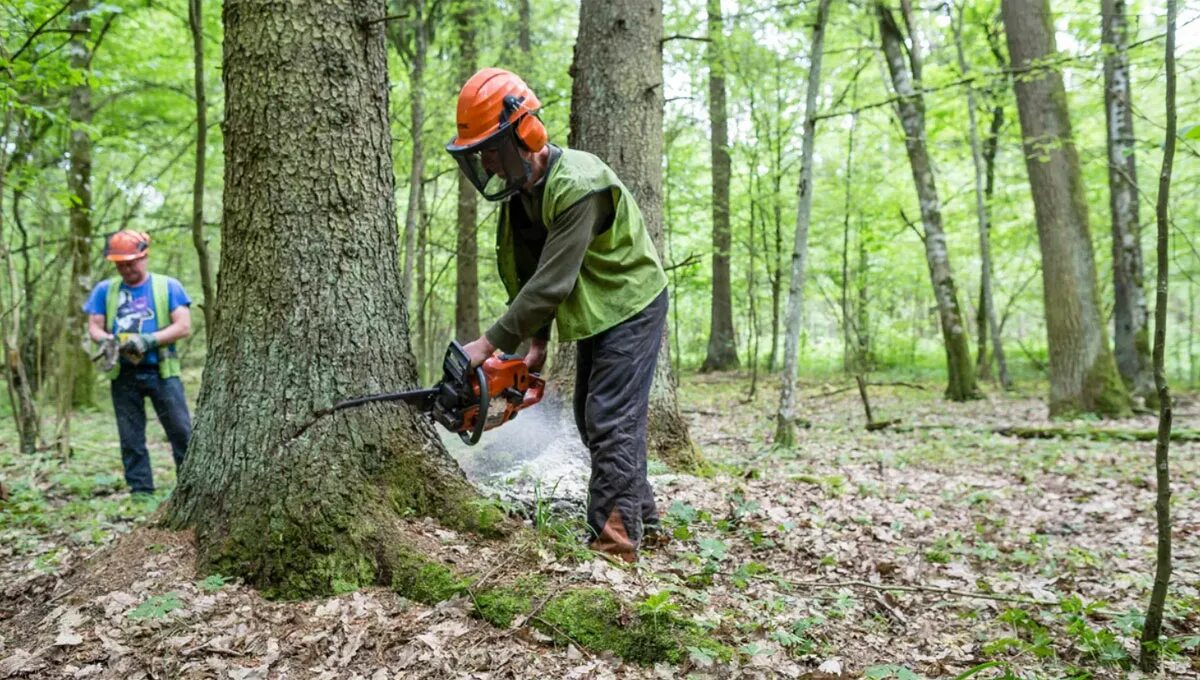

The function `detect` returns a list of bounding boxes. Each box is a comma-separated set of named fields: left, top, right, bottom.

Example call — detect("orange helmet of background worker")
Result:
left=103, top=230, right=151, bottom=262
left=445, top=68, right=547, bottom=201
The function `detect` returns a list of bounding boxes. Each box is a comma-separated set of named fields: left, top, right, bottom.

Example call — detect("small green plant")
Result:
left=198, top=574, right=229, bottom=593
left=697, top=537, right=728, bottom=562
left=128, top=593, right=184, bottom=620
left=730, top=561, right=770, bottom=588
left=637, top=590, right=680, bottom=623
left=864, top=664, right=921, bottom=679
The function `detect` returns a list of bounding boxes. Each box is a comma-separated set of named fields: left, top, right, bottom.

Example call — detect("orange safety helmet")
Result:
left=103, top=230, right=151, bottom=262
left=445, top=68, right=548, bottom=201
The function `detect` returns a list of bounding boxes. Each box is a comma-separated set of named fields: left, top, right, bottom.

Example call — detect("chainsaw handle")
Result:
left=522, top=376, right=545, bottom=409
left=459, top=364, right=488, bottom=446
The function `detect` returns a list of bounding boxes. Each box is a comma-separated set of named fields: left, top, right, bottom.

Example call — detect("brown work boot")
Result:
left=589, top=509, right=637, bottom=563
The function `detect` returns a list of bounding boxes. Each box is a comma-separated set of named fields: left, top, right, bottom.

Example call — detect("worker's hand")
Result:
left=462, top=335, right=496, bottom=368
left=92, top=336, right=120, bottom=372
left=524, top=338, right=548, bottom=373
left=120, top=333, right=158, bottom=361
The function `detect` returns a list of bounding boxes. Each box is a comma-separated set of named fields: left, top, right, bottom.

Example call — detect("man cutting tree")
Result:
left=446, top=68, right=668, bottom=563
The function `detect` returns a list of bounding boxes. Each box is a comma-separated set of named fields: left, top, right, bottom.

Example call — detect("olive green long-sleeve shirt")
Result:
left=485, top=148, right=615, bottom=353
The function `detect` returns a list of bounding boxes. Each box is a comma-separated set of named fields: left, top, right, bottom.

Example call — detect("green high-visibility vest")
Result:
left=103, top=274, right=181, bottom=380
left=496, top=148, right=668, bottom=342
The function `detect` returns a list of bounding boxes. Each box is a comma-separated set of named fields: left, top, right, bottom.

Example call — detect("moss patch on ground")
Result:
left=386, top=547, right=470, bottom=604
left=472, top=576, right=546, bottom=628
left=533, top=588, right=730, bottom=665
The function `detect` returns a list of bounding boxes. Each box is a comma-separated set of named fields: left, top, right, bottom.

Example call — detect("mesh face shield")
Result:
left=446, top=123, right=531, bottom=202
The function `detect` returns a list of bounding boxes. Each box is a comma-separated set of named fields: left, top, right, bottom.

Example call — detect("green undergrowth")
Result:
left=475, top=582, right=731, bottom=665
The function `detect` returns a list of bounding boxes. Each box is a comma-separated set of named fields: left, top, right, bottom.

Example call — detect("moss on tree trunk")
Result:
left=163, top=0, right=493, bottom=599
left=1002, top=0, right=1131, bottom=417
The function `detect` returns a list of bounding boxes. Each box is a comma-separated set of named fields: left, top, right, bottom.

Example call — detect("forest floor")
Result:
left=0, top=371, right=1197, bottom=679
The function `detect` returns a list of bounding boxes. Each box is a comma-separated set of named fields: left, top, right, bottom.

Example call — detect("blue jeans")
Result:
left=111, top=366, right=192, bottom=494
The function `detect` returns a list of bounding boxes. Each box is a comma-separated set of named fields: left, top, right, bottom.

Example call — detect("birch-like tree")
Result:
left=776, top=0, right=833, bottom=448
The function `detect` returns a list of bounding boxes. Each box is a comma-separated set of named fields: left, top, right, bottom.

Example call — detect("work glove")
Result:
left=120, top=333, right=158, bottom=362
left=92, top=336, right=120, bottom=372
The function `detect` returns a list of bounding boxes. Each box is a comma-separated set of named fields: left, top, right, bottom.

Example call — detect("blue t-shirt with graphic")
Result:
left=84, top=275, right=191, bottom=365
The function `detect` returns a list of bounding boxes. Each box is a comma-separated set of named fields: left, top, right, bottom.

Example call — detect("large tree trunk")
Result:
left=700, top=0, right=738, bottom=372
left=1102, top=0, right=1153, bottom=404
left=953, top=3, right=1010, bottom=391
left=877, top=0, right=977, bottom=401
left=1002, top=0, right=1130, bottom=416
left=62, top=0, right=96, bottom=422
left=454, top=3, right=480, bottom=344
left=775, top=0, right=832, bottom=448
left=189, top=0, right=215, bottom=339
left=569, top=0, right=699, bottom=470
left=164, top=0, right=485, bottom=598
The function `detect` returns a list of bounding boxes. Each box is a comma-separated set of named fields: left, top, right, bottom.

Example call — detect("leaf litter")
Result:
left=0, top=374, right=1196, bottom=678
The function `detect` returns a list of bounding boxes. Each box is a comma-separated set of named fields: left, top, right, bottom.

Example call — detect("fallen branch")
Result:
left=994, top=426, right=1200, bottom=442
left=804, top=380, right=928, bottom=401
left=866, top=418, right=902, bottom=432
left=782, top=577, right=1060, bottom=607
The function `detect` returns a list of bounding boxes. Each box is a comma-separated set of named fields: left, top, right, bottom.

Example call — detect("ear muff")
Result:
left=516, top=113, right=547, bottom=152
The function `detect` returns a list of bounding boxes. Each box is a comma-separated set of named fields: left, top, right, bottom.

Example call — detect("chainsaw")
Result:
left=328, top=341, right=545, bottom=445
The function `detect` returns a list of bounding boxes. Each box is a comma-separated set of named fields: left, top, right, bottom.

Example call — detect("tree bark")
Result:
left=775, top=0, right=832, bottom=448
left=61, top=0, right=96, bottom=424
left=1139, top=0, right=1175, bottom=668
left=164, top=0, right=485, bottom=598
left=1001, top=0, right=1130, bottom=416
left=569, top=0, right=700, bottom=470
left=877, top=1, right=977, bottom=402
left=454, top=3, right=480, bottom=344
left=952, top=2, right=1010, bottom=390
left=189, top=0, right=215, bottom=339
left=700, top=0, right=738, bottom=372
left=1102, top=0, right=1154, bottom=404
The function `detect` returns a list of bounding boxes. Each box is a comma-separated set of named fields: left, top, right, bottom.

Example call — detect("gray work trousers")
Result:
left=573, top=288, right=667, bottom=560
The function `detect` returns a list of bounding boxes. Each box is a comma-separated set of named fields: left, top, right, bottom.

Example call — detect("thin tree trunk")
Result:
left=165, top=0, right=487, bottom=598
left=840, top=101, right=858, bottom=373
left=856, top=218, right=870, bottom=368
left=189, top=0, right=215, bottom=339
left=700, top=0, right=738, bottom=372
left=981, top=18, right=1010, bottom=385
left=518, top=0, right=531, bottom=73
left=775, top=0, right=832, bottom=448
left=1103, top=0, right=1154, bottom=404
left=61, top=0, right=96, bottom=431
left=878, top=0, right=977, bottom=401
left=1001, top=0, right=1130, bottom=416
left=454, top=3, right=480, bottom=344
left=1139, top=0, right=1175, bottom=668
left=417, top=188, right=428, bottom=380
left=571, top=0, right=699, bottom=469
left=952, top=1, right=1010, bottom=390
left=396, top=0, right=425, bottom=302
left=768, top=57, right=784, bottom=372
left=0, top=110, right=40, bottom=454
left=746, top=175, right=759, bottom=400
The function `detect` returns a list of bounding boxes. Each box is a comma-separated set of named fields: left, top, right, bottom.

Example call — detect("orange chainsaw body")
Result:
left=457, top=353, right=545, bottom=436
